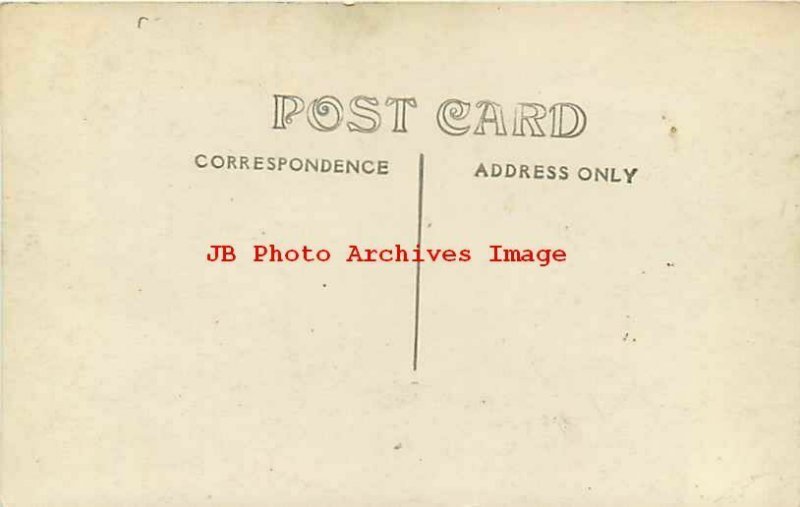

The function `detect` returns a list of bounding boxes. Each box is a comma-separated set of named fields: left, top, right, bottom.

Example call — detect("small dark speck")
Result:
left=480, top=399, right=487, bottom=405
left=426, top=222, right=432, bottom=229
left=229, top=197, right=234, bottom=202
left=214, top=319, right=219, bottom=325
left=322, top=283, right=327, bottom=288
left=310, top=328, right=315, bottom=333
left=640, top=270, right=647, bottom=275
left=666, top=262, right=675, bottom=267
left=137, top=288, right=142, bottom=293
left=670, top=126, right=678, bottom=134
left=393, top=442, right=402, bottom=450
left=623, top=332, right=629, bottom=341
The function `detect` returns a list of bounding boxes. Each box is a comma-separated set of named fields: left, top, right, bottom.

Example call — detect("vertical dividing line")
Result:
left=413, top=153, right=425, bottom=371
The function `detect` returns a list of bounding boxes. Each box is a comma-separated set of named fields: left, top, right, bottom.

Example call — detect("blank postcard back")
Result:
left=1, top=3, right=799, bottom=507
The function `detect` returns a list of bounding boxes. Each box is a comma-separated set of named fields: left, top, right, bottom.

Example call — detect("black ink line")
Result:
left=413, top=153, right=424, bottom=371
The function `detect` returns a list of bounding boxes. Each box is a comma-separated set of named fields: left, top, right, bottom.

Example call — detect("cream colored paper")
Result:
left=2, top=3, right=799, bottom=506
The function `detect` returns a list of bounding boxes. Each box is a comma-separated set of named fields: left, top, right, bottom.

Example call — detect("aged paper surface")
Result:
left=1, top=3, right=799, bottom=506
